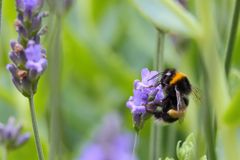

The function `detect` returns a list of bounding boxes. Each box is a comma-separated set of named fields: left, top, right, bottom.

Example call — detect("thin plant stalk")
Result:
left=49, top=15, right=63, bottom=160
left=132, top=132, right=139, bottom=160
left=201, top=63, right=217, bottom=160
left=225, top=0, right=240, bottom=76
left=149, top=29, right=165, bottom=160
left=2, top=145, right=7, bottom=160
left=166, top=125, right=177, bottom=157
left=29, top=94, right=44, bottom=160
left=0, top=0, right=2, bottom=31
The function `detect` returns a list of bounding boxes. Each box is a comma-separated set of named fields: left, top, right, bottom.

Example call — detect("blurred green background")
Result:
left=0, top=0, right=240, bottom=160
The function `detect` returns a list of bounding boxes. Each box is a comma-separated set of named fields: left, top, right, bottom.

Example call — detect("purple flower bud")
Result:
left=6, top=64, right=32, bottom=96
left=6, top=64, right=18, bottom=79
left=31, top=12, right=48, bottom=34
left=16, top=0, right=43, bottom=16
left=14, top=19, right=27, bottom=38
left=15, top=133, right=30, bottom=147
left=154, top=86, right=164, bottom=104
left=9, top=42, right=26, bottom=67
left=10, top=41, right=17, bottom=50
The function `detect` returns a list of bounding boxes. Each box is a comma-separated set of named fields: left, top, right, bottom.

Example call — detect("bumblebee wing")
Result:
left=175, top=86, right=187, bottom=110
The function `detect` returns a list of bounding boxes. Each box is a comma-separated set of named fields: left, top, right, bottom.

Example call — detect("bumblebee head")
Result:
left=160, top=68, right=176, bottom=87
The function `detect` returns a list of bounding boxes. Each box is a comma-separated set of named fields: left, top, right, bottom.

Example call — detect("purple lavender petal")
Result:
left=135, top=68, right=159, bottom=90
left=126, top=100, right=146, bottom=114
left=15, top=133, right=30, bottom=147
left=141, top=68, right=158, bottom=86
left=4, top=117, right=16, bottom=140
left=154, top=86, right=164, bottom=104
left=16, top=0, right=43, bottom=14
left=24, top=41, right=47, bottom=79
left=23, top=0, right=39, bottom=10
left=9, top=50, right=26, bottom=67
left=16, top=0, right=24, bottom=11
left=25, top=61, right=43, bottom=73
left=141, top=68, right=150, bottom=82
left=11, top=124, right=23, bottom=140
left=133, top=89, right=148, bottom=106
left=25, top=41, right=42, bottom=62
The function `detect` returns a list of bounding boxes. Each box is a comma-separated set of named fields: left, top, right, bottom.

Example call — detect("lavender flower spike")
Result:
left=126, top=68, right=164, bottom=131
left=6, top=1, right=46, bottom=160
left=7, top=0, right=48, bottom=97
left=0, top=117, right=30, bottom=149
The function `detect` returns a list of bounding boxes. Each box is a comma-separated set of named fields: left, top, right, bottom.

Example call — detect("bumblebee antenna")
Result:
left=147, top=72, right=164, bottom=81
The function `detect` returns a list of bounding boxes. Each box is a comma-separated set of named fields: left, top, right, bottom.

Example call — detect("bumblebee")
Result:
left=153, top=68, right=192, bottom=123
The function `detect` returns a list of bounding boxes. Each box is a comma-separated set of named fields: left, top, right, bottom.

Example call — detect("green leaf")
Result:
left=176, top=133, right=195, bottom=160
left=132, top=0, right=201, bottom=38
left=200, top=155, right=207, bottom=160
left=176, top=133, right=207, bottom=160
left=223, top=88, right=240, bottom=126
left=0, top=0, right=2, bottom=31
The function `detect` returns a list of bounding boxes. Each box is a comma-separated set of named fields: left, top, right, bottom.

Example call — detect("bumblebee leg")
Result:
left=161, top=112, right=178, bottom=123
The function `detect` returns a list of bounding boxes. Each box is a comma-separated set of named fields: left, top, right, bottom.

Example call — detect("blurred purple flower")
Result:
left=0, top=117, right=30, bottom=149
left=126, top=68, right=164, bottom=131
left=78, top=114, right=137, bottom=160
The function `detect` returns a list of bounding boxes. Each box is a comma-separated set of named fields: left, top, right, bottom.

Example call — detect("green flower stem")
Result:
left=2, top=144, right=7, bottom=160
left=0, top=0, right=2, bottom=31
left=155, top=28, right=165, bottom=71
left=202, top=65, right=217, bottom=160
left=29, top=94, right=44, bottom=160
left=150, top=29, right=165, bottom=160
left=195, top=0, right=239, bottom=159
left=132, top=132, right=139, bottom=160
left=149, top=123, right=160, bottom=160
left=49, top=15, right=63, bottom=160
left=225, top=0, right=240, bottom=76
left=166, top=125, right=176, bottom=157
